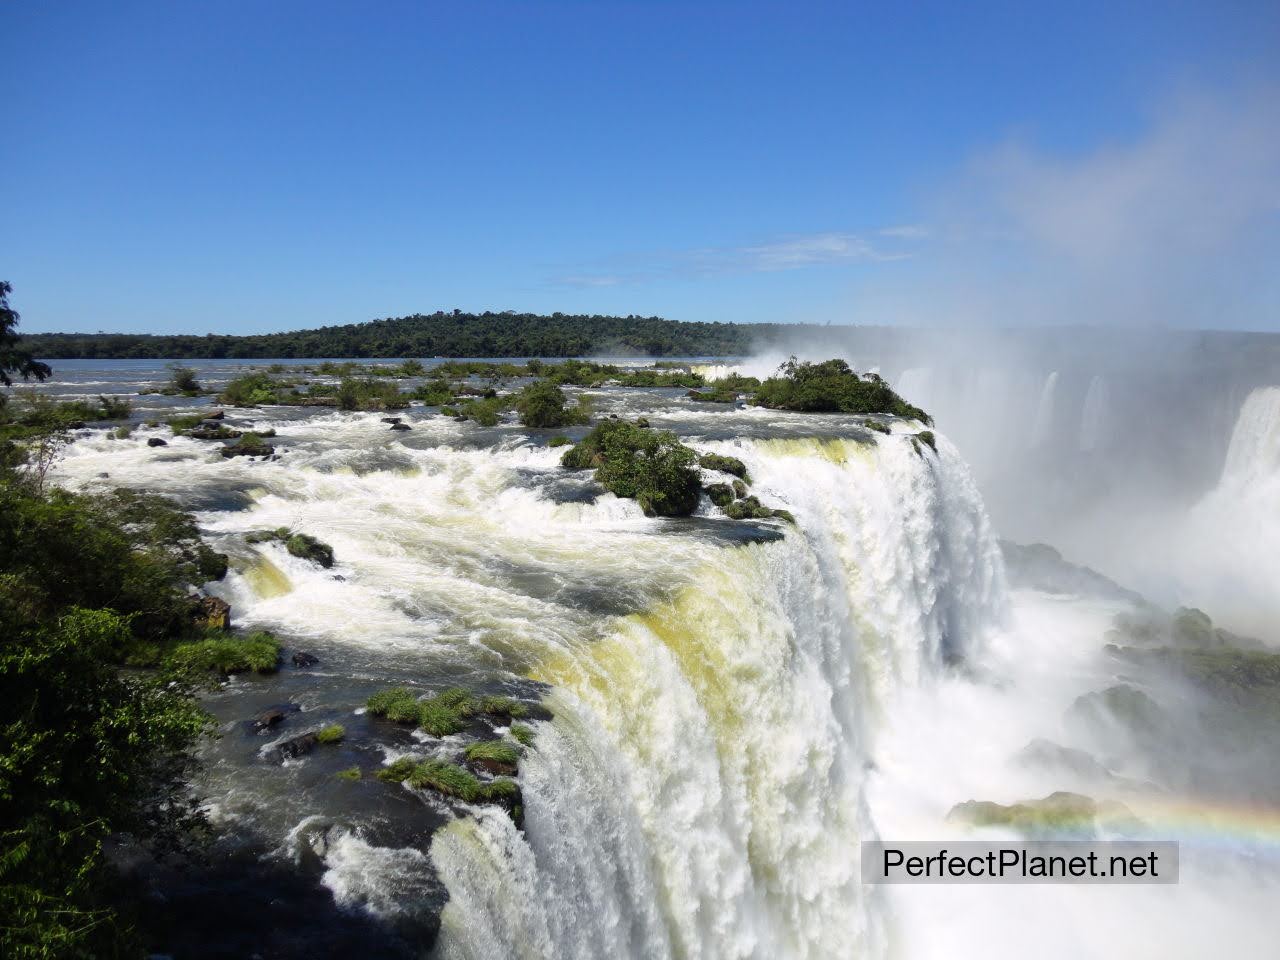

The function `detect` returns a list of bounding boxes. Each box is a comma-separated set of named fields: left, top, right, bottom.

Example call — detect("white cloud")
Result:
left=551, top=229, right=921, bottom=287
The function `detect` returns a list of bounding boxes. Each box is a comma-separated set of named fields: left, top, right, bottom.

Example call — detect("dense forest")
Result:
left=17, top=311, right=788, bottom=359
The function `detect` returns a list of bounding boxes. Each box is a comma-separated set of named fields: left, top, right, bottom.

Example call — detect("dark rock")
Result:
left=194, top=595, right=231, bottom=631
left=381, top=417, right=402, bottom=424
left=147, top=437, right=168, bottom=447
left=389, top=422, right=411, bottom=431
left=252, top=703, right=301, bottom=731
left=291, top=651, right=320, bottom=668
left=188, top=424, right=242, bottom=441
left=98, top=471, right=110, bottom=478
left=205, top=409, right=225, bottom=420
left=471, top=757, right=518, bottom=776
left=276, top=733, right=318, bottom=760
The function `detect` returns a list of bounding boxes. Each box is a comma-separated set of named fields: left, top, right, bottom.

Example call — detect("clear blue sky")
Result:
left=3, top=1, right=1278, bottom=333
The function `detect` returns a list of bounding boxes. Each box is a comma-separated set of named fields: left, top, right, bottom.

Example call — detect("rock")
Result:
left=276, top=732, right=318, bottom=760
left=291, top=651, right=320, bottom=668
left=252, top=703, right=301, bottom=731
left=471, top=757, right=518, bottom=776
left=635, top=417, right=650, bottom=428
left=704, top=483, right=735, bottom=507
left=381, top=417, right=402, bottom=424
left=285, top=533, right=335, bottom=568
left=97, top=471, right=110, bottom=478
left=187, top=424, right=242, bottom=441
left=194, top=595, right=231, bottom=630
left=221, top=434, right=276, bottom=458
left=205, top=409, right=225, bottom=420
left=147, top=437, right=168, bottom=447
left=389, top=422, right=411, bottom=431
left=947, top=791, right=1138, bottom=836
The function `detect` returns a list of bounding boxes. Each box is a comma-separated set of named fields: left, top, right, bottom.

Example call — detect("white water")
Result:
left=1178, top=386, right=1280, bottom=637
left=432, top=433, right=1007, bottom=960
left=1078, top=375, right=1110, bottom=452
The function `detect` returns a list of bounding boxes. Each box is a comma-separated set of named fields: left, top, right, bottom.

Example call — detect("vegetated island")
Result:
left=19, top=311, right=767, bottom=359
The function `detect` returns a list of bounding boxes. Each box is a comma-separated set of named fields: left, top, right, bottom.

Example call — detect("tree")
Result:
left=0, top=283, right=51, bottom=387
left=515, top=379, right=590, bottom=428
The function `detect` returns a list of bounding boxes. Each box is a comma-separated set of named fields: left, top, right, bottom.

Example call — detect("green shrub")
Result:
left=285, top=532, right=335, bottom=568
left=335, top=766, right=361, bottom=781
left=165, top=630, right=281, bottom=675
left=753, top=358, right=931, bottom=423
left=316, top=724, right=345, bottom=745
left=547, top=435, right=572, bottom=448
left=560, top=420, right=701, bottom=517
left=515, top=380, right=591, bottom=428
left=167, top=364, right=201, bottom=395
left=367, top=687, right=422, bottom=724
left=220, top=372, right=280, bottom=407
left=376, top=757, right=417, bottom=783
left=440, top=405, right=461, bottom=418
left=509, top=723, right=535, bottom=746
left=916, top=430, right=937, bottom=452
left=704, top=483, right=735, bottom=507
left=417, top=696, right=470, bottom=736
left=458, top=397, right=505, bottom=427
left=697, top=453, right=749, bottom=481
left=167, top=413, right=208, bottom=433
left=465, top=740, right=520, bottom=765
left=221, top=431, right=274, bottom=458
left=412, top=381, right=456, bottom=405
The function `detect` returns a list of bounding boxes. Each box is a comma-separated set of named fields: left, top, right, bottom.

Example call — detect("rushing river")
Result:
left=31, top=358, right=1280, bottom=959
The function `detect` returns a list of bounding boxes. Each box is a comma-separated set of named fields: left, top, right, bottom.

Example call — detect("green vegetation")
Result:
left=246, top=528, right=335, bottom=567
left=366, top=687, right=422, bottom=724
left=376, top=757, right=518, bottom=804
left=0, top=382, right=223, bottom=955
left=336, top=766, right=362, bottom=781
left=220, top=431, right=275, bottom=458
left=412, top=380, right=457, bottom=405
left=164, top=630, right=282, bottom=675
left=219, top=371, right=282, bottom=406
left=316, top=724, right=346, bottom=745
left=948, top=792, right=1134, bottom=836
left=515, top=380, right=590, bottom=428
left=335, top=377, right=409, bottom=411
left=722, top=495, right=794, bottom=523
left=366, top=686, right=528, bottom=735
left=167, top=364, right=201, bottom=395
left=547, top=435, right=572, bottom=448
left=0, top=281, right=51, bottom=385
left=18, top=311, right=758, bottom=359
left=697, top=452, right=749, bottom=480
left=465, top=740, right=520, bottom=766
left=457, top=397, right=506, bottom=427
left=705, top=483, right=735, bottom=507
left=752, top=358, right=932, bottom=423
left=688, top=373, right=760, bottom=403
left=561, top=420, right=701, bottom=517
left=509, top=723, right=536, bottom=747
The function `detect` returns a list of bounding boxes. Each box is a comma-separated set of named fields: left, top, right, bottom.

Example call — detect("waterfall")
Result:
left=894, top=367, right=933, bottom=417
left=1219, top=386, right=1280, bottom=487
left=1078, top=375, right=1109, bottom=452
left=1029, top=371, right=1059, bottom=448
left=431, top=433, right=1007, bottom=960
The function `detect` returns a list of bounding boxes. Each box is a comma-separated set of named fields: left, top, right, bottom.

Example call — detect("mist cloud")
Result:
left=857, top=86, right=1280, bottom=328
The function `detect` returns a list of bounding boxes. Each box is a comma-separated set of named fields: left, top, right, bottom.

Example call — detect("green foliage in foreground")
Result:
left=753, top=358, right=932, bottom=423
left=509, top=723, right=536, bottom=747
left=1, top=281, right=51, bottom=386
left=515, top=380, right=591, bottom=428
left=0, top=469, right=215, bottom=957
left=561, top=420, right=702, bottom=517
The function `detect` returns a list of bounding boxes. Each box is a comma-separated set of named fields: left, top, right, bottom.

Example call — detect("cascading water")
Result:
left=1029, top=371, right=1059, bottom=449
left=431, top=433, right=1007, bottom=960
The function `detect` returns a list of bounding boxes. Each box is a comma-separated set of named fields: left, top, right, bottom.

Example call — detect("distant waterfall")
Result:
left=1078, top=375, right=1110, bottom=452
left=1030, top=371, right=1059, bottom=448
left=895, top=367, right=934, bottom=417
left=432, top=433, right=1007, bottom=960
left=1219, top=386, right=1280, bottom=487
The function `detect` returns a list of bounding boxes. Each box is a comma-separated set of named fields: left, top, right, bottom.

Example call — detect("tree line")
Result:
left=18, top=310, right=786, bottom=359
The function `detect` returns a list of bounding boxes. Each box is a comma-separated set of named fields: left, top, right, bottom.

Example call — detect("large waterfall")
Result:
left=431, top=435, right=1007, bottom=960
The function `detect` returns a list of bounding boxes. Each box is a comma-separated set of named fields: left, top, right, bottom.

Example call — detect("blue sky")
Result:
left=2, top=1, right=1278, bottom=333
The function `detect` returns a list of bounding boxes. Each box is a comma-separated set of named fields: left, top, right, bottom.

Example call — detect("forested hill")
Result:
left=19, top=311, right=780, bottom=359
